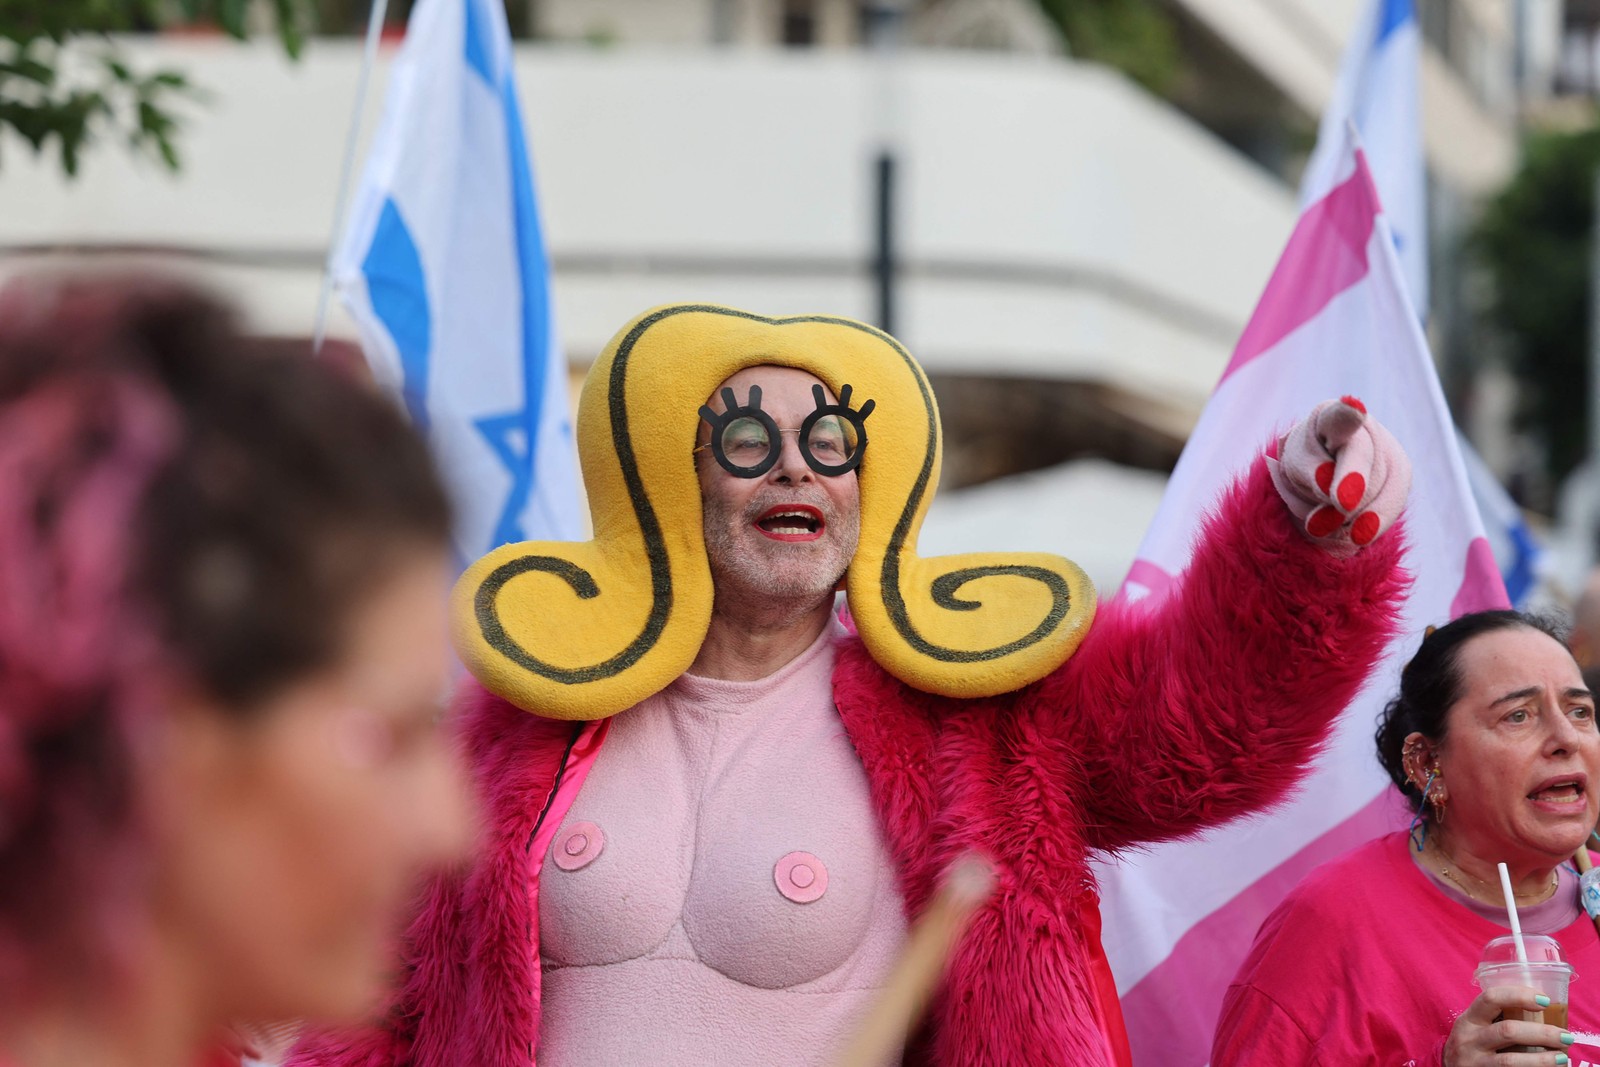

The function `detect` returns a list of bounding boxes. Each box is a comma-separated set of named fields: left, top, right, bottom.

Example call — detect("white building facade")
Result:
left=0, top=0, right=1538, bottom=485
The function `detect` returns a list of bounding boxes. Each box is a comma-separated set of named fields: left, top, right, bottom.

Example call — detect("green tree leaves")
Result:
left=1031, top=0, right=1180, bottom=95
left=1474, top=124, right=1600, bottom=487
left=0, top=0, right=312, bottom=175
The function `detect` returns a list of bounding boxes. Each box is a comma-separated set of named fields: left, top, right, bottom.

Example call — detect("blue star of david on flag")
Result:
left=333, top=0, right=584, bottom=562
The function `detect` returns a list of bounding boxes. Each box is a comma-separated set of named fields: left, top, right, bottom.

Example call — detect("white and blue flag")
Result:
left=333, top=0, right=583, bottom=562
left=1299, top=0, right=1545, bottom=604
left=1299, top=0, right=1427, bottom=313
left=1458, top=428, right=1545, bottom=606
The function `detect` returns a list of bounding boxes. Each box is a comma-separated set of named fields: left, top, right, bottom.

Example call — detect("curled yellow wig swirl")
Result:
left=451, top=305, right=1097, bottom=720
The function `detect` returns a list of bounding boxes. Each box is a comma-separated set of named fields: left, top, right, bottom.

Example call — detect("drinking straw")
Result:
left=834, top=854, right=995, bottom=1067
left=1498, top=861, right=1530, bottom=965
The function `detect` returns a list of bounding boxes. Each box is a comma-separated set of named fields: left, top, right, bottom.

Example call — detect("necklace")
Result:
left=1422, top=839, right=1559, bottom=905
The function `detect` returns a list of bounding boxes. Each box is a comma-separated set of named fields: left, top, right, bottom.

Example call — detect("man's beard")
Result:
left=701, top=487, right=860, bottom=605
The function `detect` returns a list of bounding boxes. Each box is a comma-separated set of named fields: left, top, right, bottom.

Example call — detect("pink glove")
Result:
left=1266, top=396, right=1411, bottom=556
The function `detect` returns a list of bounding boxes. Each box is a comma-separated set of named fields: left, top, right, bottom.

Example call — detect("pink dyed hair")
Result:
left=0, top=273, right=450, bottom=999
left=0, top=278, right=181, bottom=994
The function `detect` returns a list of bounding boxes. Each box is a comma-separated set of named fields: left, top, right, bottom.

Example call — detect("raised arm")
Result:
left=1033, top=399, right=1411, bottom=853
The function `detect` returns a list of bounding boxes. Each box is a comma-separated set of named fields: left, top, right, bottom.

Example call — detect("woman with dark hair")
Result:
left=0, top=275, right=471, bottom=1067
left=1213, top=609, right=1600, bottom=1066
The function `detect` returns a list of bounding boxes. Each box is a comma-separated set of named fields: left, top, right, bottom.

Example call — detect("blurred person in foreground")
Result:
left=0, top=276, right=472, bottom=1067
left=1213, top=610, right=1600, bottom=1066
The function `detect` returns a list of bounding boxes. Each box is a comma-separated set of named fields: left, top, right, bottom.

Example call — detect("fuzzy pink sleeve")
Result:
left=1032, top=455, right=1409, bottom=853
left=283, top=1013, right=414, bottom=1067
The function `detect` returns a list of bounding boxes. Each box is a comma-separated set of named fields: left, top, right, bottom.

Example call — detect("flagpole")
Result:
left=311, top=0, right=393, bottom=355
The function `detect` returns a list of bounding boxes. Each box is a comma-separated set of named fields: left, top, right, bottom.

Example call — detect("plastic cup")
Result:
left=1475, top=934, right=1576, bottom=1050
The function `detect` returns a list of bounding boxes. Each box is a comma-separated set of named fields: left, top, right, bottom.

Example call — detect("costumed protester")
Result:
left=1212, top=610, right=1600, bottom=1066
left=290, top=305, right=1413, bottom=1067
left=0, top=276, right=471, bottom=1067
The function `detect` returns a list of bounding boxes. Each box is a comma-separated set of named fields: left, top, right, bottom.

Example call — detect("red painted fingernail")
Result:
left=1307, top=505, right=1344, bottom=539
left=1315, top=462, right=1335, bottom=494
left=1340, top=395, right=1367, bottom=415
left=1337, top=473, right=1366, bottom=511
left=1351, top=511, right=1381, bottom=546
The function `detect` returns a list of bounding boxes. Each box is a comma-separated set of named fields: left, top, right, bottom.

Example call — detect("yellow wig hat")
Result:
left=452, top=305, right=1097, bottom=720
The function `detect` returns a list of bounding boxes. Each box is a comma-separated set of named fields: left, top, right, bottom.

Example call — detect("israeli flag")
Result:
left=1300, top=0, right=1427, bottom=314
left=1457, top=429, right=1545, bottom=606
left=1299, top=0, right=1545, bottom=605
left=333, top=0, right=583, bottom=562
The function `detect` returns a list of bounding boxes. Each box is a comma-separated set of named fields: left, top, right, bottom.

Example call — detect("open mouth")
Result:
left=1528, top=774, right=1588, bottom=806
left=754, top=504, right=824, bottom=542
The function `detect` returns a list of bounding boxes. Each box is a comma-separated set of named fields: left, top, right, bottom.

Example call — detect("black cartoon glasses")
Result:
left=695, top=383, right=875, bottom=478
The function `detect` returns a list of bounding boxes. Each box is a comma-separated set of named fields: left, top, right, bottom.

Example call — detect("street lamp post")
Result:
left=864, top=0, right=908, bottom=337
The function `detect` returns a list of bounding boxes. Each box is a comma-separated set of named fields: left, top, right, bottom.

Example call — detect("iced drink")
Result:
left=1475, top=934, right=1575, bottom=1052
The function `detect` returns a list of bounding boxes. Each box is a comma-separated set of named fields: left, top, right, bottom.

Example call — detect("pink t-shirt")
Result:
left=1214, top=833, right=1600, bottom=1067
left=536, top=620, right=909, bottom=1066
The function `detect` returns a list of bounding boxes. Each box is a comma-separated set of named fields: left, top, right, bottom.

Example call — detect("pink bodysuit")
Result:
left=536, top=620, right=909, bottom=1065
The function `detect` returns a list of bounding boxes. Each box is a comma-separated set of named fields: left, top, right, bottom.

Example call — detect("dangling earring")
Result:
left=1408, top=769, right=1438, bottom=851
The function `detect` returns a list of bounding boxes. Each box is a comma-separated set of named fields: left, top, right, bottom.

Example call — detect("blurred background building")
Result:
left=0, top=0, right=1583, bottom=590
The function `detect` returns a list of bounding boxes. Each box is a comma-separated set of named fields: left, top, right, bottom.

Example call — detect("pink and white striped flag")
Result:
left=1091, top=132, right=1509, bottom=1064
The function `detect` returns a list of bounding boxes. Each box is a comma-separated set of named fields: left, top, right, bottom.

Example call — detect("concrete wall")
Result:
left=539, top=0, right=866, bottom=48
left=0, top=40, right=1297, bottom=412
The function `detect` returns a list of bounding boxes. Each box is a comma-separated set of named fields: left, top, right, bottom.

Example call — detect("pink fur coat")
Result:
left=289, top=459, right=1408, bottom=1067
